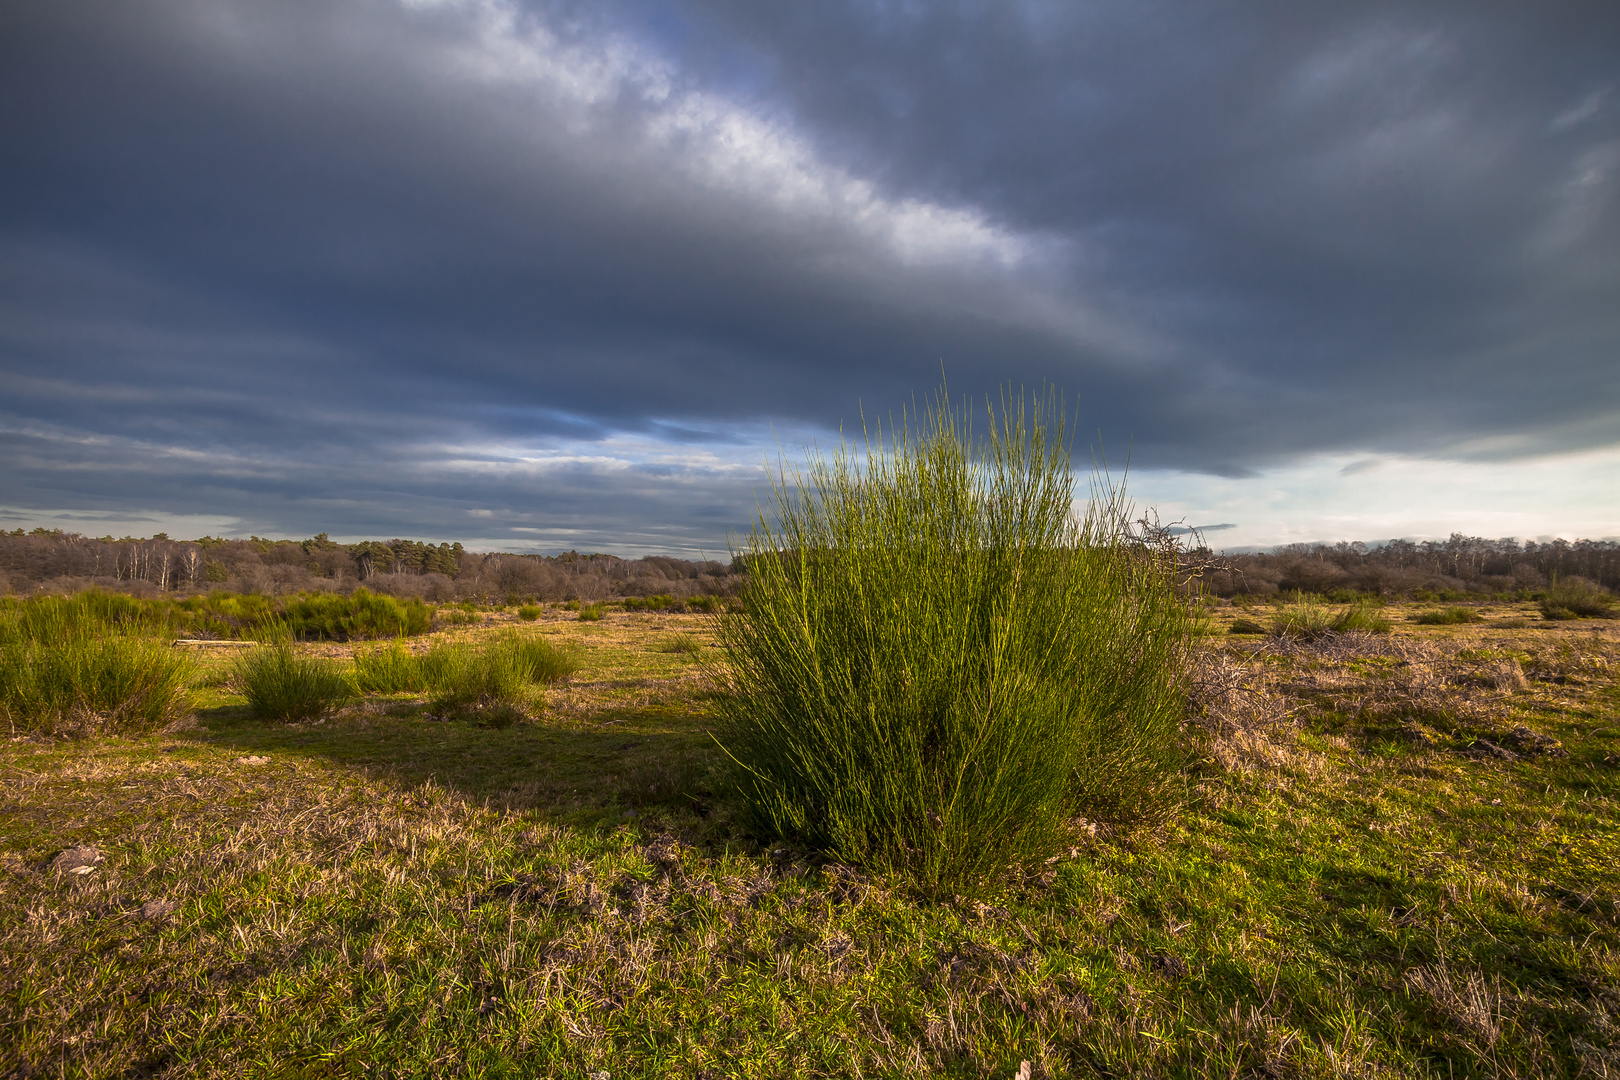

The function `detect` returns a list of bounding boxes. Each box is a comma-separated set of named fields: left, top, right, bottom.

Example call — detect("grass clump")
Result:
left=1228, top=617, right=1266, bottom=635
left=497, top=631, right=578, bottom=684
left=351, top=641, right=427, bottom=693
left=516, top=604, right=543, bottom=621
left=0, top=596, right=193, bottom=736
left=577, top=603, right=605, bottom=622
left=1270, top=602, right=1334, bottom=639
left=1415, top=606, right=1483, bottom=625
left=1269, top=601, right=1390, bottom=638
left=420, top=632, right=574, bottom=719
left=716, top=388, right=1192, bottom=897
left=1331, top=603, right=1393, bottom=633
left=234, top=643, right=351, bottom=723
left=1540, top=576, right=1616, bottom=620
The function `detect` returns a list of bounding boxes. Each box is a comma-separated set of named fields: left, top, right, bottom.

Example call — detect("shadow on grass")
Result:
left=182, top=699, right=731, bottom=830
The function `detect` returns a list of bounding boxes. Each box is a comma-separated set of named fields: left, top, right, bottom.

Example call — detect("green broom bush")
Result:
left=715, top=388, right=1193, bottom=898
left=235, top=643, right=351, bottom=723
left=281, top=588, right=431, bottom=640
left=0, top=596, right=193, bottom=736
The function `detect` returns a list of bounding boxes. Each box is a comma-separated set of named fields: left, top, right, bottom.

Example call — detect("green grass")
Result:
left=0, top=586, right=439, bottom=643
left=1415, top=606, right=1484, bottom=625
left=577, top=603, right=605, bottom=622
left=497, top=630, right=579, bottom=685
left=435, top=607, right=481, bottom=626
left=351, top=640, right=428, bottom=693
left=1330, top=603, right=1393, bottom=633
left=1271, top=601, right=1393, bottom=638
left=0, top=594, right=194, bottom=736
left=656, top=632, right=704, bottom=656
left=622, top=594, right=676, bottom=612
left=0, top=614, right=1616, bottom=1078
left=718, top=388, right=1192, bottom=897
left=279, top=588, right=432, bottom=640
left=233, top=642, right=351, bottom=723
left=417, top=632, right=577, bottom=720
left=1270, top=602, right=1335, bottom=639
left=516, top=604, right=543, bottom=621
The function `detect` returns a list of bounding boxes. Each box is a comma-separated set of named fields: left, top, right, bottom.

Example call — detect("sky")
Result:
left=2, top=0, right=1617, bottom=555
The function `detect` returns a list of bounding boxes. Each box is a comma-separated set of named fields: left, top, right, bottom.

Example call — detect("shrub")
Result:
left=1415, top=606, right=1482, bottom=626
left=685, top=595, right=724, bottom=614
left=622, top=594, right=675, bottom=612
left=235, top=643, right=350, bottom=723
left=716, top=388, right=1192, bottom=898
left=516, top=604, right=543, bottom=621
left=0, top=597, right=193, bottom=736
left=351, top=641, right=426, bottom=693
left=1540, top=577, right=1616, bottom=620
left=578, top=604, right=605, bottom=622
left=280, top=589, right=432, bottom=640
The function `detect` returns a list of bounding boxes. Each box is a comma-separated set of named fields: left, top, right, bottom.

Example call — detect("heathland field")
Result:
left=2, top=598, right=1618, bottom=1078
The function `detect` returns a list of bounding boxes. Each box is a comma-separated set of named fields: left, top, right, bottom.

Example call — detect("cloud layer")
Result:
left=2, top=1, right=1616, bottom=550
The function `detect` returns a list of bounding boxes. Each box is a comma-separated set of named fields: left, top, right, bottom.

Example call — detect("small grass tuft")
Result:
left=418, top=632, right=573, bottom=718
left=235, top=643, right=351, bottom=722
left=351, top=641, right=427, bottom=693
left=516, top=604, right=543, bottom=621
left=1330, top=603, right=1393, bottom=633
left=495, top=630, right=579, bottom=684
left=1270, top=602, right=1334, bottom=639
left=577, top=603, right=605, bottom=622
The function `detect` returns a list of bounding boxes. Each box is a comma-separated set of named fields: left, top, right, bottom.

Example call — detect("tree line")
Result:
left=0, top=530, right=739, bottom=602
left=1191, top=533, right=1619, bottom=598
left=5, top=527, right=1612, bottom=603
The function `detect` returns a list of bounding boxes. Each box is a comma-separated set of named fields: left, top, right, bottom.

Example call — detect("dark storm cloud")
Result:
left=1, top=0, right=1616, bottom=549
